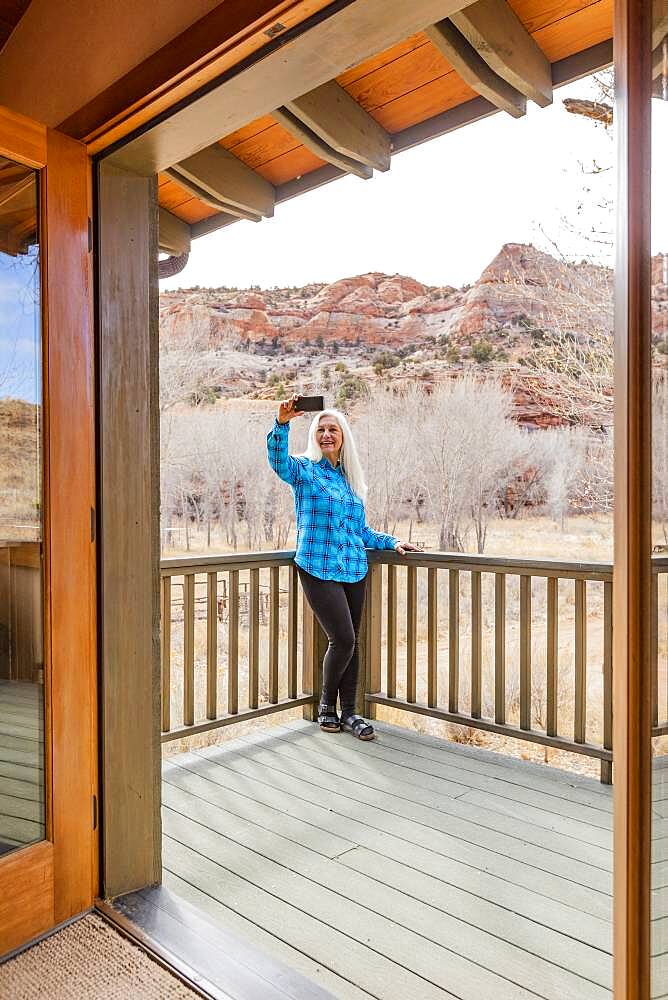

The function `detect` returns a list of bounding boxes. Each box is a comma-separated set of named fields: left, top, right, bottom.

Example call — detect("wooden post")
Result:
left=613, top=0, right=653, bottom=994
left=358, top=562, right=382, bottom=719
left=98, top=162, right=161, bottom=896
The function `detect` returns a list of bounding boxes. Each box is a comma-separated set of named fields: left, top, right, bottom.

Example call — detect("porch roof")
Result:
left=156, top=0, right=613, bottom=253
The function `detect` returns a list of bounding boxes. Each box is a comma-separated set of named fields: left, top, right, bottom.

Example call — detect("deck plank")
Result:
left=266, top=725, right=613, bottom=828
left=165, top=807, right=551, bottom=1000
left=214, top=737, right=612, bottom=912
left=163, top=834, right=457, bottom=1000
left=165, top=752, right=612, bottom=952
left=193, top=728, right=612, bottom=868
left=162, top=870, right=373, bottom=1000
left=224, top=727, right=612, bottom=851
left=164, top=720, right=614, bottom=999
left=163, top=783, right=610, bottom=999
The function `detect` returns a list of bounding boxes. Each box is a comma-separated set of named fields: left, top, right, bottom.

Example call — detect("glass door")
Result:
left=0, top=109, right=97, bottom=956
left=0, top=155, right=44, bottom=859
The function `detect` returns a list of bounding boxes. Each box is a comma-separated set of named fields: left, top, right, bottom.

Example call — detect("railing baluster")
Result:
left=652, top=570, right=659, bottom=728
left=206, top=572, right=218, bottom=720
left=574, top=578, right=586, bottom=744
left=161, top=576, right=171, bottom=733
left=449, top=569, right=460, bottom=713
left=601, top=580, right=613, bottom=784
left=288, top=564, right=298, bottom=699
left=546, top=576, right=558, bottom=737
left=228, top=569, right=239, bottom=715
left=406, top=565, right=417, bottom=703
left=494, top=573, right=506, bottom=725
left=157, top=550, right=630, bottom=769
left=183, top=573, right=195, bottom=727
left=249, top=567, right=260, bottom=709
left=471, top=570, right=482, bottom=719
left=387, top=563, right=397, bottom=698
left=269, top=565, right=280, bottom=703
left=519, top=575, right=531, bottom=731
left=427, top=567, right=438, bottom=708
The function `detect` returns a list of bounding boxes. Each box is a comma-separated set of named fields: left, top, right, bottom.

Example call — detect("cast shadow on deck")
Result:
left=157, top=719, right=613, bottom=1000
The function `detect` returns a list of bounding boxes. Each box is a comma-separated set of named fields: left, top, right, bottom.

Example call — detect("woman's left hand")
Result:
left=394, top=541, right=420, bottom=555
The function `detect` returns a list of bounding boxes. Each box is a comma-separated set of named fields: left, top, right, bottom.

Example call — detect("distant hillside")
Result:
left=157, top=242, right=665, bottom=427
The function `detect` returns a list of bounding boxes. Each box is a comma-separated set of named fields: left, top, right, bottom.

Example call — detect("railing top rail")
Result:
left=161, top=550, right=296, bottom=576
left=160, top=549, right=668, bottom=580
left=366, top=549, right=614, bottom=580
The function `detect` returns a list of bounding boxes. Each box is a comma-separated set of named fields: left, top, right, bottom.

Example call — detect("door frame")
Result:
left=0, top=106, right=98, bottom=956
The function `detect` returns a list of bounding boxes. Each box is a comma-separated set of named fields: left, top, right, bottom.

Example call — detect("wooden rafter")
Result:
left=164, top=168, right=262, bottom=222
left=188, top=40, right=614, bottom=243
left=451, top=0, right=552, bottom=108
left=285, top=80, right=391, bottom=171
left=425, top=19, right=526, bottom=119
left=168, top=145, right=275, bottom=220
left=111, top=0, right=483, bottom=175
left=158, top=207, right=191, bottom=257
left=272, top=107, right=372, bottom=179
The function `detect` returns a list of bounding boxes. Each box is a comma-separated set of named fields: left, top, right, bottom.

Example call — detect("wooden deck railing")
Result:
left=160, top=550, right=668, bottom=784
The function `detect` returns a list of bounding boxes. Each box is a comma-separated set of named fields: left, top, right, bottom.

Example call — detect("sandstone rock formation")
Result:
left=160, top=243, right=667, bottom=428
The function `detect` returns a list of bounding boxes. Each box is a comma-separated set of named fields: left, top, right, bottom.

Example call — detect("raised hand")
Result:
left=277, top=394, right=305, bottom=425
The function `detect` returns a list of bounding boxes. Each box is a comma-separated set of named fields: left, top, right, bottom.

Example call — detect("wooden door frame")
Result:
left=0, top=106, right=98, bottom=956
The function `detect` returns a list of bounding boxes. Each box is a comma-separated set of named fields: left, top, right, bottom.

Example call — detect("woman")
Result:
left=267, top=394, right=418, bottom=741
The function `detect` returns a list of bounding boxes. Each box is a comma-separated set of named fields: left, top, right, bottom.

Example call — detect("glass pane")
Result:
left=0, top=156, right=45, bottom=856
left=652, top=15, right=668, bottom=999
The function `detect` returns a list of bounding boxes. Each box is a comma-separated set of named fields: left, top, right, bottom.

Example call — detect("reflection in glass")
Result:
left=0, top=156, right=44, bottom=855
left=652, top=16, right=668, bottom=1000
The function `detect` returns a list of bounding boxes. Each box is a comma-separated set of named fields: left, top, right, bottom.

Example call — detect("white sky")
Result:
left=160, top=76, right=665, bottom=291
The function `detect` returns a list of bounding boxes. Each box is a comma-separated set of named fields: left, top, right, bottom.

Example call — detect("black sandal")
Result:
left=317, top=703, right=340, bottom=732
left=341, top=714, right=375, bottom=741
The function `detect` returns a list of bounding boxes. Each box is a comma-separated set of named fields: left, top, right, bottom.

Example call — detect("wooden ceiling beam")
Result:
left=285, top=80, right=391, bottom=171
left=187, top=40, right=613, bottom=243
left=450, top=0, right=553, bottom=108
left=110, top=0, right=480, bottom=175
left=168, top=145, right=275, bottom=220
left=273, top=107, right=372, bottom=179
left=425, top=19, right=526, bottom=119
left=158, top=207, right=191, bottom=256
left=163, top=169, right=262, bottom=221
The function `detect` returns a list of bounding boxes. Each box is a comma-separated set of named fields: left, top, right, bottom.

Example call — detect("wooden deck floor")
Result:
left=0, top=679, right=44, bottom=854
left=162, top=719, right=614, bottom=1000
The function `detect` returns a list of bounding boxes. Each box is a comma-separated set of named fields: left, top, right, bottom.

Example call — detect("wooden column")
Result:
left=98, top=162, right=161, bottom=896
left=613, top=0, right=653, bottom=996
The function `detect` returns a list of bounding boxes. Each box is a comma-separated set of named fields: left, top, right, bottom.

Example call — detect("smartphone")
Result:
left=294, top=395, right=324, bottom=412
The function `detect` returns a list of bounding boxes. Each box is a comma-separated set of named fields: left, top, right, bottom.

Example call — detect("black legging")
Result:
left=297, top=567, right=367, bottom=717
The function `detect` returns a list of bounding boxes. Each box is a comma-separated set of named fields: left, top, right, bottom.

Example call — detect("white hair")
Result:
left=299, top=408, right=368, bottom=501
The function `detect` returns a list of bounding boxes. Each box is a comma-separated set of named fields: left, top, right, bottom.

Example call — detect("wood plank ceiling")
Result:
left=158, top=0, right=614, bottom=248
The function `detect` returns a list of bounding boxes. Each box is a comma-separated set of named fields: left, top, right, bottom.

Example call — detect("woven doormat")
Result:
left=0, top=913, right=199, bottom=999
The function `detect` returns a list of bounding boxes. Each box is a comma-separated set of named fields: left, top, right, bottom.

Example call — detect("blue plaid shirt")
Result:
left=267, top=419, right=398, bottom=582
